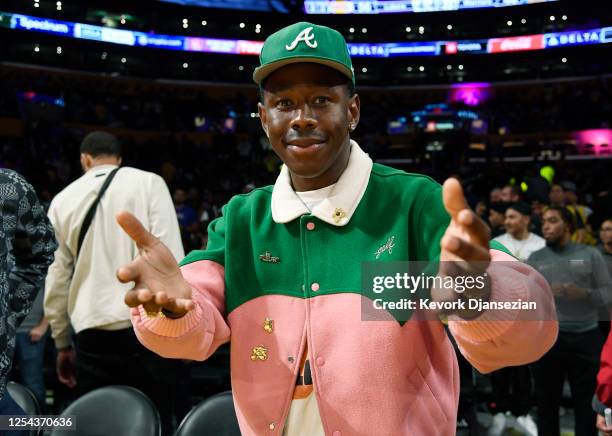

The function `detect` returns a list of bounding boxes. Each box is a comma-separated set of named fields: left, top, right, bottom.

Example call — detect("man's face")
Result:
left=504, top=208, right=529, bottom=236
left=542, top=209, right=568, bottom=244
left=489, top=210, right=504, bottom=228
left=489, top=188, right=501, bottom=203
left=549, top=184, right=565, bottom=205
left=173, top=189, right=186, bottom=205
left=258, top=63, right=359, bottom=190
left=565, top=190, right=577, bottom=204
left=500, top=186, right=514, bottom=202
left=600, top=220, right=612, bottom=245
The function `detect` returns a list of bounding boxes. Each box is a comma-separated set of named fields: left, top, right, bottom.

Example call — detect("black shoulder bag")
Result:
left=76, top=167, right=120, bottom=260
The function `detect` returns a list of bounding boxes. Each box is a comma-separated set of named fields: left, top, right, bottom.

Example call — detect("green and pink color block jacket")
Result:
left=131, top=143, right=558, bottom=436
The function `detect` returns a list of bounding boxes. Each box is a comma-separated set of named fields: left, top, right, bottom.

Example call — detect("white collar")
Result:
left=271, top=140, right=373, bottom=226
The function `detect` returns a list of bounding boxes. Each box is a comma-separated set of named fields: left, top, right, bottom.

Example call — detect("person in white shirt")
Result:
left=488, top=201, right=545, bottom=436
left=494, top=202, right=545, bottom=262
left=44, top=131, right=184, bottom=435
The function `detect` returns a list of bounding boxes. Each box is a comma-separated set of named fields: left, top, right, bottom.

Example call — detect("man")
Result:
left=494, top=202, right=545, bottom=262
left=499, top=184, right=521, bottom=203
left=44, top=131, right=184, bottom=434
left=562, top=181, right=596, bottom=246
left=116, top=23, right=557, bottom=435
left=529, top=206, right=612, bottom=436
left=488, top=201, right=510, bottom=238
left=599, top=219, right=612, bottom=276
left=549, top=182, right=587, bottom=243
left=12, top=291, right=49, bottom=409
left=488, top=202, right=545, bottom=435
left=0, top=169, right=57, bottom=428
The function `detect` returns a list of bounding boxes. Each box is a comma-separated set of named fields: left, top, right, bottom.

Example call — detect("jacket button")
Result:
left=311, top=282, right=320, bottom=292
left=316, top=356, right=325, bottom=366
left=288, top=356, right=295, bottom=363
left=306, top=222, right=315, bottom=230
left=269, top=423, right=275, bottom=430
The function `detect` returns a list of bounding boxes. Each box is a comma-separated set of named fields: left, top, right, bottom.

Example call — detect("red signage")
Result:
left=488, top=34, right=545, bottom=53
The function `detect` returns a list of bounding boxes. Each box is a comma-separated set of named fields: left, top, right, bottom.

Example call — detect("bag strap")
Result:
left=76, top=167, right=120, bottom=259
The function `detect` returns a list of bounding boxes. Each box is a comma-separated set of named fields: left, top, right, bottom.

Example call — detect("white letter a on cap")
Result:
left=285, top=27, right=318, bottom=51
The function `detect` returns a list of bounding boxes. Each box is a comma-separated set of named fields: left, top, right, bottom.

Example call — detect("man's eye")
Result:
left=314, top=96, right=329, bottom=104
left=277, top=99, right=292, bottom=108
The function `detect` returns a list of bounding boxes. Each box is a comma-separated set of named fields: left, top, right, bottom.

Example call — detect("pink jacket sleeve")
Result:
left=448, top=250, right=559, bottom=374
left=131, top=260, right=231, bottom=361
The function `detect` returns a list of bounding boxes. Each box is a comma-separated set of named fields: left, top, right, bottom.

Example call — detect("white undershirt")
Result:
left=283, top=185, right=334, bottom=436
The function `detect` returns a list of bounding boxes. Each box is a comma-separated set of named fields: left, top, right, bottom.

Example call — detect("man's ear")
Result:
left=258, top=102, right=269, bottom=138
left=117, top=157, right=123, bottom=166
left=348, top=93, right=360, bottom=131
left=80, top=153, right=92, bottom=171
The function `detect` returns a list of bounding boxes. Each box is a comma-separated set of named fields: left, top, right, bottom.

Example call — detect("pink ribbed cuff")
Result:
left=132, top=291, right=206, bottom=338
left=448, top=263, right=528, bottom=342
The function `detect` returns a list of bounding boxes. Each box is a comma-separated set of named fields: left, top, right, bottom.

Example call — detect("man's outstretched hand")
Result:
left=431, top=178, right=492, bottom=319
left=116, top=211, right=194, bottom=318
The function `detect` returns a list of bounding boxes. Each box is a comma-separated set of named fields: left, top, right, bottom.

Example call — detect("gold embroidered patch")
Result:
left=251, top=345, right=268, bottom=361
left=259, top=251, right=280, bottom=263
left=263, top=317, right=274, bottom=333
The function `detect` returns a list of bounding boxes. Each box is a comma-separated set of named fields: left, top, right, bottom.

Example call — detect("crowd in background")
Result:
left=1, top=66, right=612, bottom=434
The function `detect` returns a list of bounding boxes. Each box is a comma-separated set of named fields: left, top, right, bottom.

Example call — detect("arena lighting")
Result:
left=201, top=20, right=207, bottom=26
left=507, top=21, right=512, bottom=26
left=521, top=18, right=527, bottom=24
left=562, top=57, right=567, bottom=63
left=5, top=12, right=612, bottom=58
left=361, top=67, right=367, bottom=72
left=447, top=25, right=452, bottom=30
left=349, top=27, right=355, bottom=33
left=362, top=27, right=367, bottom=33
left=303, top=0, right=559, bottom=14
left=239, top=22, right=245, bottom=28
left=182, top=62, right=188, bottom=68
left=56, top=46, right=62, bottom=54
left=405, top=26, right=411, bottom=32
left=121, top=57, right=126, bottom=63
left=34, top=44, right=39, bottom=52
left=572, top=129, right=612, bottom=155
left=448, top=82, right=492, bottom=107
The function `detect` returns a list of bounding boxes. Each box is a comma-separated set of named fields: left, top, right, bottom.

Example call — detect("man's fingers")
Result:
left=456, top=209, right=491, bottom=248
left=165, top=298, right=195, bottom=314
left=124, top=288, right=154, bottom=308
left=117, top=261, right=140, bottom=284
left=116, top=211, right=158, bottom=248
left=441, top=235, right=490, bottom=269
left=442, top=178, right=469, bottom=221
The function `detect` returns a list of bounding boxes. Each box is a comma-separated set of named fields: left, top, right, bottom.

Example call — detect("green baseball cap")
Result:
left=253, top=22, right=355, bottom=86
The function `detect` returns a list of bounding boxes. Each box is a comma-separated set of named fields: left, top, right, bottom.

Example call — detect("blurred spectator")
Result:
left=600, top=219, right=612, bottom=275
left=12, top=290, right=48, bottom=409
left=563, top=181, right=597, bottom=246
left=494, top=202, right=545, bottom=261
left=549, top=183, right=587, bottom=243
left=488, top=202, right=544, bottom=436
left=489, top=187, right=502, bottom=203
left=488, top=201, right=510, bottom=238
left=174, top=188, right=200, bottom=251
left=529, top=206, right=612, bottom=436
left=0, top=169, right=57, bottom=426
left=500, top=184, right=521, bottom=203
left=594, top=324, right=612, bottom=435
left=43, top=132, right=184, bottom=435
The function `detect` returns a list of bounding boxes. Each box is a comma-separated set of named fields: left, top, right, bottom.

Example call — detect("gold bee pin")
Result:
left=251, top=345, right=268, bottom=361
left=332, top=208, right=347, bottom=224
left=263, top=318, right=274, bottom=333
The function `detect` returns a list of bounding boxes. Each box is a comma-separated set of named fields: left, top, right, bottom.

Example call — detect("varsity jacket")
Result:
left=131, top=142, right=558, bottom=435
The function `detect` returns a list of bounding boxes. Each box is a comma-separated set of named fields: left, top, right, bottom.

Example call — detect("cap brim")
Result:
left=253, top=56, right=353, bottom=85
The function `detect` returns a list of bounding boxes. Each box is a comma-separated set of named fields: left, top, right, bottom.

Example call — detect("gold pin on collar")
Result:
left=263, top=318, right=274, bottom=333
left=332, top=208, right=347, bottom=224
left=251, top=345, right=268, bottom=361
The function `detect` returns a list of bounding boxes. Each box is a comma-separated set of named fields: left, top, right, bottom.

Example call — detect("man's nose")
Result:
left=291, top=104, right=317, bottom=131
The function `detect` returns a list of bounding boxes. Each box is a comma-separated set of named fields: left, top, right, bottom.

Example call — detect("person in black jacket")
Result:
left=0, top=169, right=57, bottom=431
